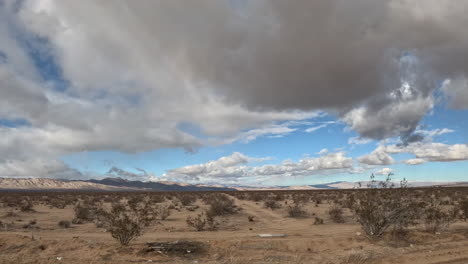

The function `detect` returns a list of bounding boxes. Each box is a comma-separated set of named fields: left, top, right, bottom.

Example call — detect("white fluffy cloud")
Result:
left=358, top=146, right=395, bottom=165
left=375, top=167, right=395, bottom=176
left=163, top=152, right=354, bottom=184
left=404, top=158, right=426, bottom=165
left=362, top=142, right=468, bottom=167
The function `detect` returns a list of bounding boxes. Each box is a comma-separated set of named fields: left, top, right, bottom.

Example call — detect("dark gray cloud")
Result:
left=0, top=0, right=467, bottom=179
left=19, top=0, right=468, bottom=139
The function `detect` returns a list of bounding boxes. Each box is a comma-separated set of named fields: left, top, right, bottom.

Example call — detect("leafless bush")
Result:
left=155, top=204, right=171, bottom=220
left=328, top=204, right=345, bottom=223
left=186, top=212, right=218, bottom=231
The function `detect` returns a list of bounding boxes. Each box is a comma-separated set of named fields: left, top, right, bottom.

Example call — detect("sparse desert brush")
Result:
left=352, top=174, right=419, bottom=239
left=155, top=204, right=171, bottom=220
left=19, top=199, right=35, bottom=212
left=178, top=193, right=197, bottom=206
left=313, top=217, right=324, bottom=225
left=264, top=199, right=281, bottom=210
left=205, top=194, right=238, bottom=217
left=459, top=199, right=468, bottom=221
left=328, top=204, right=345, bottom=223
left=99, top=202, right=150, bottom=246
left=73, top=203, right=103, bottom=223
left=287, top=202, right=308, bottom=218
left=58, top=220, right=71, bottom=228
left=3, top=210, right=19, bottom=218
left=186, top=211, right=218, bottom=231
left=423, top=197, right=457, bottom=233
left=150, top=194, right=166, bottom=203
left=247, top=192, right=265, bottom=202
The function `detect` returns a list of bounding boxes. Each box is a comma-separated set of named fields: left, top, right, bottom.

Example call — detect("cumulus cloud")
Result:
left=163, top=152, right=354, bottom=184
left=363, top=142, right=468, bottom=167
left=375, top=167, right=395, bottom=176
left=358, top=146, right=395, bottom=165
left=442, top=77, right=468, bottom=109
left=404, top=158, right=426, bottom=165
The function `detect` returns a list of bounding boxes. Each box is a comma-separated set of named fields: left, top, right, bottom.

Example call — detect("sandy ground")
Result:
left=1, top=195, right=468, bottom=264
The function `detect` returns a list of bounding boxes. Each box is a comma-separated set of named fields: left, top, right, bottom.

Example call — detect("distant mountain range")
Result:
left=0, top=177, right=235, bottom=191
left=0, top=177, right=467, bottom=191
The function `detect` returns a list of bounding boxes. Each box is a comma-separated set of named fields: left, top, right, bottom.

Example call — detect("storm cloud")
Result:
left=1, top=0, right=468, bottom=178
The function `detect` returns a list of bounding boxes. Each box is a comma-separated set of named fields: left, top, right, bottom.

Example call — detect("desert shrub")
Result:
left=287, top=203, right=308, bottom=218
left=58, top=220, right=71, bottom=228
left=205, top=194, right=237, bottom=217
left=73, top=203, right=101, bottom=222
left=313, top=217, right=324, bottom=225
left=351, top=174, right=419, bottom=239
left=247, top=192, right=265, bottom=202
left=248, top=215, right=255, bottom=222
left=19, top=200, right=34, bottom=212
left=186, top=212, right=218, bottom=231
left=179, top=194, right=197, bottom=206
left=292, top=194, right=310, bottom=204
left=328, top=204, right=345, bottom=223
left=264, top=199, right=281, bottom=210
left=3, top=211, right=18, bottom=218
left=155, top=204, right=171, bottom=220
left=459, top=199, right=468, bottom=221
left=99, top=202, right=150, bottom=246
left=423, top=198, right=457, bottom=233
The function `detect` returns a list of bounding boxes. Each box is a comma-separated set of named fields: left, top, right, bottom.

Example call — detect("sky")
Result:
left=0, top=0, right=467, bottom=186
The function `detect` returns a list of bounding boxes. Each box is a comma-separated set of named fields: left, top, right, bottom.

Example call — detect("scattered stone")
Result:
left=258, top=234, right=287, bottom=238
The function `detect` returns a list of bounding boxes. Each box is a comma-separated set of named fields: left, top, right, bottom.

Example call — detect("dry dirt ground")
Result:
left=1, top=196, right=468, bottom=264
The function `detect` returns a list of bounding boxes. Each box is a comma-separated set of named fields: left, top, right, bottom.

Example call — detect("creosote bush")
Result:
left=205, top=194, right=238, bottom=217
left=351, top=174, right=419, bottom=239
left=186, top=211, right=218, bottom=231
left=99, top=202, right=150, bottom=246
